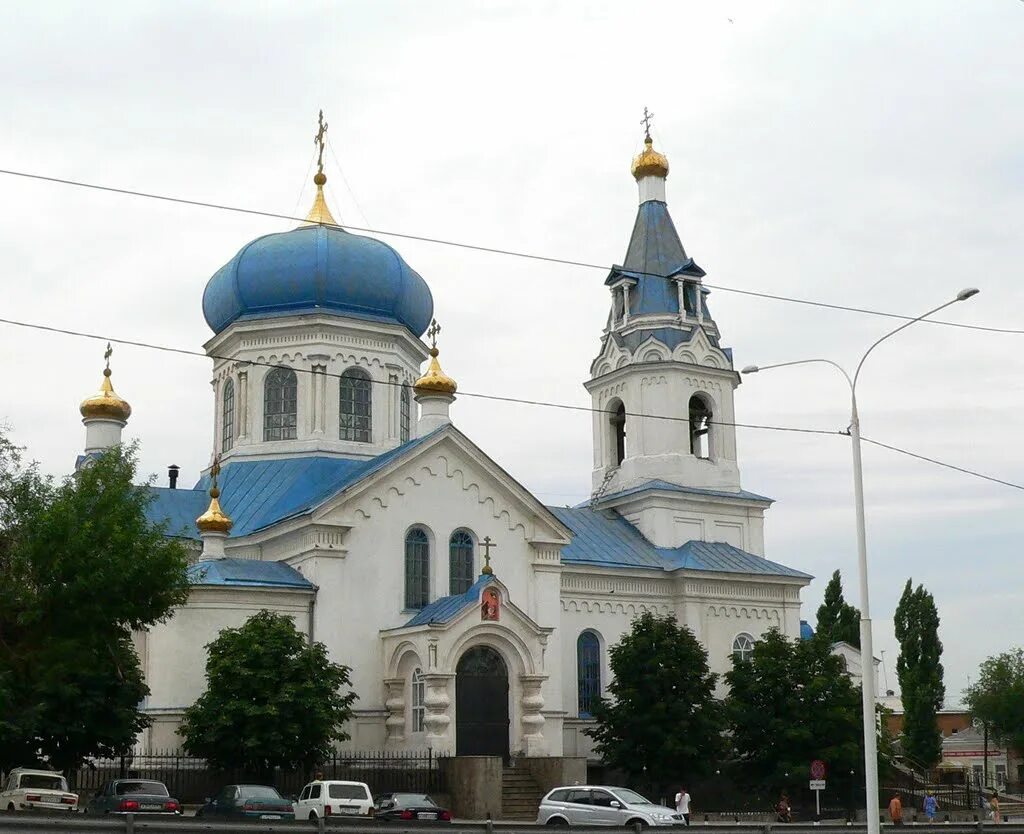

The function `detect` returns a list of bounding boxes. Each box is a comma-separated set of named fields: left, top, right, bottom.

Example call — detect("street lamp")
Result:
left=741, top=288, right=979, bottom=834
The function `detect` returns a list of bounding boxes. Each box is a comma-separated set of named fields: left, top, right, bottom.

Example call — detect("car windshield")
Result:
left=241, top=786, right=283, bottom=800
left=115, top=781, right=169, bottom=796
left=391, top=794, right=436, bottom=807
left=329, top=784, right=369, bottom=800
left=19, top=775, right=66, bottom=791
left=612, top=789, right=652, bottom=805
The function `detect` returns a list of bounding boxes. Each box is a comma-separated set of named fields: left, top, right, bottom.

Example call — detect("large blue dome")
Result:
left=202, top=224, right=434, bottom=336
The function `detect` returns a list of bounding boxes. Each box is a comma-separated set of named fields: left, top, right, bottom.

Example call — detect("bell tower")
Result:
left=584, top=119, right=768, bottom=552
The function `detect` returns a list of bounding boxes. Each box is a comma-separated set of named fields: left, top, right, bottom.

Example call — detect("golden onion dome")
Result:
left=631, top=137, right=670, bottom=180
left=414, top=347, right=458, bottom=396
left=80, top=368, right=132, bottom=422
left=196, top=485, right=233, bottom=535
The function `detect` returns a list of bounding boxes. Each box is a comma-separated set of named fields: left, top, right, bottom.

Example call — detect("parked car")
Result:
left=373, top=793, right=452, bottom=822
left=85, top=779, right=181, bottom=815
left=0, top=769, right=78, bottom=812
left=537, top=785, right=683, bottom=827
left=294, top=779, right=373, bottom=820
left=197, top=784, right=294, bottom=819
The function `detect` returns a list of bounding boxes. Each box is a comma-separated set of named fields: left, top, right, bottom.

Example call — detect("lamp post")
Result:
left=741, top=288, right=979, bottom=834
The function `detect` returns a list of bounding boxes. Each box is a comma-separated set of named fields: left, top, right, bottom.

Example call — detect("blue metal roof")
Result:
left=586, top=479, right=774, bottom=508
left=146, top=432, right=440, bottom=539
left=188, top=557, right=315, bottom=589
left=404, top=575, right=493, bottom=626
left=549, top=506, right=810, bottom=579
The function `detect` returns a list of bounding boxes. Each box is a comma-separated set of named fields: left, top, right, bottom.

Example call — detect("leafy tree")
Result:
left=816, top=570, right=861, bottom=648
left=964, top=648, right=1024, bottom=756
left=180, top=610, right=357, bottom=777
left=585, top=612, right=722, bottom=789
left=0, top=435, right=190, bottom=773
left=725, top=628, right=862, bottom=798
left=894, top=580, right=944, bottom=768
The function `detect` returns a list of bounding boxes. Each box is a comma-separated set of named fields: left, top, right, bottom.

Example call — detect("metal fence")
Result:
left=70, top=749, right=448, bottom=805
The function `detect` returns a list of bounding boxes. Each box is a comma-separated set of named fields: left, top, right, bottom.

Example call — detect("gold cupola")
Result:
left=631, top=136, right=669, bottom=181
left=196, top=458, right=233, bottom=536
left=414, top=319, right=457, bottom=396
left=80, top=344, right=132, bottom=423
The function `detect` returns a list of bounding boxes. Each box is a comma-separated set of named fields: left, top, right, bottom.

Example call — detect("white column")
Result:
left=520, top=674, right=548, bottom=756
left=237, top=371, right=249, bottom=441
left=622, top=284, right=632, bottom=325
left=383, top=678, right=406, bottom=746
left=422, top=673, right=454, bottom=754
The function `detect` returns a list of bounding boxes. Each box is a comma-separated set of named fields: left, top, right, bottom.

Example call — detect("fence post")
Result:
left=125, top=813, right=135, bottom=834
left=318, top=814, right=326, bottom=834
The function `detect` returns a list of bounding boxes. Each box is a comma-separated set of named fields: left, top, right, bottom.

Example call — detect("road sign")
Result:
left=809, top=780, right=826, bottom=790
left=810, top=759, right=827, bottom=780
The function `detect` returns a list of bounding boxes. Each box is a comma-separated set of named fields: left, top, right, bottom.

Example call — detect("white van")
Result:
left=293, top=780, right=373, bottom=820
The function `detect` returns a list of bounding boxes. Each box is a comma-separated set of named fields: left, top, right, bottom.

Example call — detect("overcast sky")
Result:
left=2, top=0, right=1021, bottom=704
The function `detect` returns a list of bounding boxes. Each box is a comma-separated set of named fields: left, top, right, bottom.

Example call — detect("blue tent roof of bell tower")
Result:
left=605, top=200, right=708, bottom=319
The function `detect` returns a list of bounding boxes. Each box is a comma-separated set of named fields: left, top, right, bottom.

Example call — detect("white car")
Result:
left=537, top=785, right=683, bottom=827
left=1, top=768, right=79, bottom=812
left=293, top=780, right=373, bottom=820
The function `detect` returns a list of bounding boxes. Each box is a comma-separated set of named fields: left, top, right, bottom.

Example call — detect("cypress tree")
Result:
left=815, top=569, right=861, bottom=647
left=894, top=579, right=945, bottom=768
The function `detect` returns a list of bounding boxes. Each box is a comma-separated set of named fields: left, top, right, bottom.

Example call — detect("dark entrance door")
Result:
left=455, top=646, right=510, bottom=758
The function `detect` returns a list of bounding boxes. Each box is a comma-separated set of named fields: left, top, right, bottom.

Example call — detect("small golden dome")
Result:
left=80, top=367, right=132, bottom=422
left=414, top=348, right=458, bottom=396
left=302, top=177, right=337, bottom=226
left=196, top=485, right=233, bottom=535
left=631, top=137, right=669, bottom=180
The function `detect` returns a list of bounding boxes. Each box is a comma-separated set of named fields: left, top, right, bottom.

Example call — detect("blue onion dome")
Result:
left=202, top=177, right=434, bottom=337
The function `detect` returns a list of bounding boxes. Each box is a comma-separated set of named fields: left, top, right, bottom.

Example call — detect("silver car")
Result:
left=537, top=785, right=683, bottom=827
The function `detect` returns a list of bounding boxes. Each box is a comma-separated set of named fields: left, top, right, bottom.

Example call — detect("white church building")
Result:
left=76, top=128, right=812, bottom=763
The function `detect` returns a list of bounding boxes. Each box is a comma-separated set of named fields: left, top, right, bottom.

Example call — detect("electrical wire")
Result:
left=2, top=314, right=1023, bottom=492
left=0, top=166, right=1020, bottom=336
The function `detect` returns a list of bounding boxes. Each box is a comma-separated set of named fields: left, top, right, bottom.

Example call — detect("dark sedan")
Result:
left=197, top=784, right=294, bottom=820
left=374, top=793, right=452, bottom=822
left=86, top=780, right=181, bottom=815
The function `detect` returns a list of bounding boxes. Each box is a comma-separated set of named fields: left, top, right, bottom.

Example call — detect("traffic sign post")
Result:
left=809, top=761, right=828, bottom=821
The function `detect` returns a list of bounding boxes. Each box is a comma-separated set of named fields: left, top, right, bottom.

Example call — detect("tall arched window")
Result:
left=400, top=384, right=411, bottom=443
left=411, top=668, right=425, bottom=733
left=404, top=527, right=430, bottom=610
left=340, top=369, right=372, bottom=443
left=577, top=631, right=601, bottom=717
left=221, top=378, right=235, bottom=452
left=449, top=530, right=474, bottom=595
left=732, top=633, right=755, bottom=663
left=609, top=399, right=626, bottom=466
left=688, top=394, right=713, bottom=459
left=264, top=367, right=297, bottom=441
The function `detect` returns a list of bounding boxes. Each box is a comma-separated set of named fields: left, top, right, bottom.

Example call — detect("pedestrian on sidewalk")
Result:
left=888, top=792, right=903, bottom=826
left=923, top=792, right=938, bottom=823
left=674, top=786, right=691, bottom=825
left=991, top=792, right=1001, bottom=824
left=776, top=793, right=792, bottom=824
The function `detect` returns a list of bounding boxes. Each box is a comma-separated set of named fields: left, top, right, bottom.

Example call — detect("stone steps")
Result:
left=501, top=766, right=543, bottom=820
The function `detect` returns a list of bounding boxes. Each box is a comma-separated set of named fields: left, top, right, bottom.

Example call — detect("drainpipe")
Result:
left=308, top=597, right=316, bottom=645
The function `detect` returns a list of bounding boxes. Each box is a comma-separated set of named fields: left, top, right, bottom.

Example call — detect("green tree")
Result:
left=179, top=610, right=357, bottom=777
left=725, top=628, right=862, bottom=798
left=964, top=648, right=1024, bottom=756
left=894, top=580, right=944, bottom=768
left=815, top=570, right=861, bottom=648
left=585, top=612, right=722, bottom=789
left=0, top=435, right=190, bottom=772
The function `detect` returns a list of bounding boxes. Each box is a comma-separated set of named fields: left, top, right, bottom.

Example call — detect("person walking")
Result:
left=776, top=793, right=792, bottom=824
left=923, top=792, right=938, bottom=823
left=991, top=792, right=1001, bottom=824
left=674, top=786, right=691, bottom=826
left=888, top=792, right=904, bottom=826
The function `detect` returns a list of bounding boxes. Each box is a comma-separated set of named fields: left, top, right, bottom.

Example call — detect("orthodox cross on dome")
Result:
left=480, top=535, right=497, bottom=575
left=641, top=106, right=655, bottom=141
left=313, top=109, right=329, bottom=178
left=104, top=342, right=113, bottom=370
left=427, top=318, right=441, bottom=350
left=209, top=454, right=221, bottom=490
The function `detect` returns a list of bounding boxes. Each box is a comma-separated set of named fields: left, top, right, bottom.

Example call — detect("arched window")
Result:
left=449, top=530, right=474, bottom=595
left=340, top=369, right=372, bottom=443
left=400, top=384, right=411, bottom=443
left=221, top=378, right=235, bottom=452
left=732, top=633, right=755, bottom=663
left=688, top=394, right=713, bottom=459
left=404, top=528, right=430, bottom=610
left=411, top=668, right=425, bottom=733
left=577, top=631, right=601, bottom=717
left=609, top=400, right=626, bottom=466
left=264, top=367, right=297, bottom=441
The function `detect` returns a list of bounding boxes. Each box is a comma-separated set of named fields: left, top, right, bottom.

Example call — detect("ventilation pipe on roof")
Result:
left=168, top=465, right=180, bottom=489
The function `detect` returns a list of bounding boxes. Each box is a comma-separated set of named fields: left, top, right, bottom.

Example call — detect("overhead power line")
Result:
left=1, top=315, right=1022, bottom=493
left=0, top=166, right=1020, bottom=336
